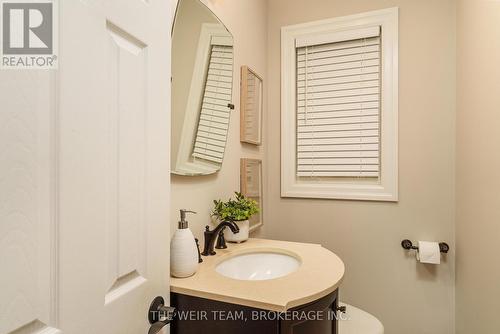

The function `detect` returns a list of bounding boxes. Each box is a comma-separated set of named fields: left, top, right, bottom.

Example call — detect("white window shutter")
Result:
left=192, top=42, right=233, bottom=164
left=296, top=29, right=381, bottom=178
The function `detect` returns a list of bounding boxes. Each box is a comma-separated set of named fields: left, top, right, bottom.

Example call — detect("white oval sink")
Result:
left=215, top=251, right=301, bottom=281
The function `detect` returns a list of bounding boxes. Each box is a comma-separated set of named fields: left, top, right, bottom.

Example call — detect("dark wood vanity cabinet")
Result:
left=171, top=290, right=338, bottom=334
left=280, top=291, right=339, bottom=334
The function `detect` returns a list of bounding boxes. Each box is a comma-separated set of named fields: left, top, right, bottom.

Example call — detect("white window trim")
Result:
left=281, top=7, right=399, bottom=201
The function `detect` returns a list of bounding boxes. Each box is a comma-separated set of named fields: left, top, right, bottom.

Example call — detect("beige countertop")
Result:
left=170, top=238, right=345, bottom=312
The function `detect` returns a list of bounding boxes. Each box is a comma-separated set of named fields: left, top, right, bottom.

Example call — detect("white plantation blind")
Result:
left=192, top=42, right=233, bottom=164
left=296, top=27, right=381, bottom=178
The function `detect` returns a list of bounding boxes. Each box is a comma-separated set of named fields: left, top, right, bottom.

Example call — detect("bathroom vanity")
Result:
left=170, top=239, right=345, bottom=334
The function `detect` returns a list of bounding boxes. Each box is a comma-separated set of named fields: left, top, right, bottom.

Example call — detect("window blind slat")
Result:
left=298, top=158, right=380, bottom=167
left=207, top=69, right=233, bottom=77
left=297, top=171, right=379, bottom=177
left=298, top=52, right=380, bottom=70
left=198, top=119, right=228, bottom=130
left=211, top=36, right=233, bottom=47
left=192, top=153, right=223, bottom=163
left=296, top=26, right=380, bottom=48
left=203, top=97, right=232, bottom=107
left=297, top=66, right=380, bottom=81
left=297, top=73, right=379, bottom=88
left=298, top=129, right=379, bottom=139
left=297, top=165, right=379, bottom=172
left=193, top=44, right=233, bottom=164
left=209, top=62, right=233, bottom=70
left=199, top=115, right=229, bottom=126
left=205, top=91, right=231, bottom=100
left=298, top=87, right=380, bottom=101
left=207, top=73, right=232, bottom=82
left=297, top=44, right=379, bottom=62
left=210, top=51, right=233, bottom=59
left=297, top=59, right=380, bottom=76
left=205, top=85, right=232, bottom=95
left=199, top=108, right=230, bottom=120
left=194, top=143, right=225, bottom=153
left=195, top=132, right=227, bottom=144
left=298, top=136, right=379, bottom=146
left=206, top=81, right=232, bottom=89
left=297, top=94, right=379, bottom=107
left=298, top=80, right=379, bottom=94
left=298, top=150, right=379, bottom=158
left=298, top=100, right=379, bottom=112
left=297, top=107, right=379, bottom=117
left=197, top=128, right=228, bottom=140
left=200, top=103, right=231, bottom=113
left=296, top=34, right=381, bottom=178
left=193, top=148, right=224, bottom=159
left=298, top=116, right=379, bottom=127
left=298, top=122, right=379, bottom=133
left=297, top=36, right=380, bottom=55
left=298, top=143, right=379, bottom=152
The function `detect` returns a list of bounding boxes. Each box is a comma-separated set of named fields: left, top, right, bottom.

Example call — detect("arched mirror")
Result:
left=172, top=0, right=234, bottom=176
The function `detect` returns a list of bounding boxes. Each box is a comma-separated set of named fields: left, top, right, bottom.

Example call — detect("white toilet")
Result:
left=338, top=303, right=384, bottom=334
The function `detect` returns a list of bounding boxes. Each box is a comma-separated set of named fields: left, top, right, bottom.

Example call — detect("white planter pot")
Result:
left=224, top=220, right=249, bottom=243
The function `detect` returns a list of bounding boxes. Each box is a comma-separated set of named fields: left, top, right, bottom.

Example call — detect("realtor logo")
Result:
left=1, top=0, right=58, bottom=69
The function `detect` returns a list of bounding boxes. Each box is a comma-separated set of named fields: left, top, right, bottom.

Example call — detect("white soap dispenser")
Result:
left=170, top=209, right=200, bottom=278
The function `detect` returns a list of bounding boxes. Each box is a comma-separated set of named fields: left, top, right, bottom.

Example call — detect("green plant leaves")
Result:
left=211, top=192, right=260, bottom=222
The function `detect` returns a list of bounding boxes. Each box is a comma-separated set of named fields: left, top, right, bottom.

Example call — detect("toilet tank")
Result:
left=338, top=303, right=384, bottom=334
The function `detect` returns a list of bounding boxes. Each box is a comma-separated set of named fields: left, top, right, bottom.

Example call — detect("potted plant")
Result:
left=212, top=192, right=259, bottom=242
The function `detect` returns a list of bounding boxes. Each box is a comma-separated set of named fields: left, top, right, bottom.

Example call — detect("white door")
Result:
left=0, top=0, right=171, bottom=333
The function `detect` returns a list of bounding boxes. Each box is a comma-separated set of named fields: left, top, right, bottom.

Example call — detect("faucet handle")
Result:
left=215, top=228, right=227, bottom=249
left=195, top=238, right=203, bottom=263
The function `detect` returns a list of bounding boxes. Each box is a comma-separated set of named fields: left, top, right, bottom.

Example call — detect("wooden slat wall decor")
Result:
left=240, top=66, right=263, bottom=145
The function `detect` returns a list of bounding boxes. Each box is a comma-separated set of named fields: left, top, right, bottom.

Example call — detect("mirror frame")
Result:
left=171, top=0, right=234, bottom=176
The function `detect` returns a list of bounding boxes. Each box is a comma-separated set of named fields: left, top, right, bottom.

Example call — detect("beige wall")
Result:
left=171, top=1, right=464, bottom=333
left=171, top=0, right=268, bottom=239
left=265, top=1, right=456, bottom=334
left=456, top=1, right=500, bottom=333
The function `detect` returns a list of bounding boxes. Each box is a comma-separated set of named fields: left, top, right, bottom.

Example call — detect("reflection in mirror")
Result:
left=172, top=0, right=234, bottom=176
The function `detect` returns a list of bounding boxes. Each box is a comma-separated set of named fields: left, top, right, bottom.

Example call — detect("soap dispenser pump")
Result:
left=170, top=209, right=199, bottom=278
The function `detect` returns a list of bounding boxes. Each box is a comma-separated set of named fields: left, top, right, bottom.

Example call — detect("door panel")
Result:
left=0, top=71, right=60, bottom=334
left=58, top=0, right=171, bottom=333
left=1, top=0, right=171, bottom=333
left=105, top=20, right=149, bottom=305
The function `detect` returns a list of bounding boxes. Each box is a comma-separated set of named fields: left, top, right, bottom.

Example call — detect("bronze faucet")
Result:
left=201, top=221, right=239, bottom=256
